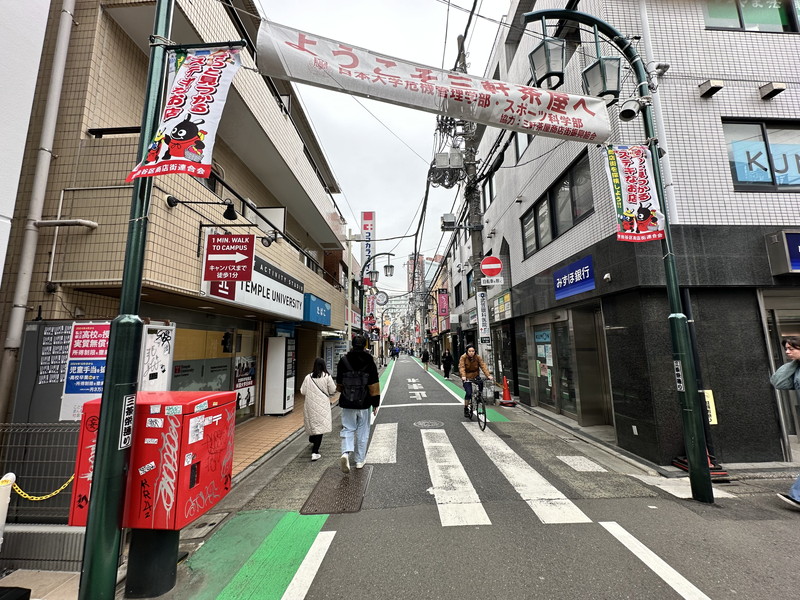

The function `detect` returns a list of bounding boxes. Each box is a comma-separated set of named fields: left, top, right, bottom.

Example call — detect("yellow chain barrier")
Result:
left=12, top=474, right=74, bottom=501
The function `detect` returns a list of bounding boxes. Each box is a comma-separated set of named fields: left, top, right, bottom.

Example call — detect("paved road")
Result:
left=157, top=355, right=800, bottom=600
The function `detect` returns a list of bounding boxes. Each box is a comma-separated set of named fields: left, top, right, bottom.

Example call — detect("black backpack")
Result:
left=339, top=356, right=370, bottom=409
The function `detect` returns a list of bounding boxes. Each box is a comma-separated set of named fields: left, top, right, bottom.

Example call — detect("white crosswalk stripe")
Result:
left=421, top=429, right=492, bottom=527
left=366, top=422, right=397, bottom=464
left=463, top=422, right=592, bottom=524
left=557, top=455, right=607, bottom=472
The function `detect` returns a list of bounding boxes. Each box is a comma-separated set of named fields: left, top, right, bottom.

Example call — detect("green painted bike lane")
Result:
left=182, top=357, right=506, bottom=600
left=408, top=357, right=509, bottom=423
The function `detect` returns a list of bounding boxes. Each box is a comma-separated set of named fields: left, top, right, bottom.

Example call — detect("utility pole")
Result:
left=455, top=35, right=492, bottom=369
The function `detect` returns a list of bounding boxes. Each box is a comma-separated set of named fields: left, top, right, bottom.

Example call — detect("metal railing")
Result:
left=0, top=423, right=79, bottom=524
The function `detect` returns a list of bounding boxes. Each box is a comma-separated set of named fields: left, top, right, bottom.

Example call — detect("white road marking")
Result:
left=600, top=522, right=711, bottom=600
left=630, top=475, right=735, bottom=499
left=421, top=429, right=491, bottom=527
left=463, top=423, right=592, bottom=524
left=379, top=402, right=462, bottom=408
left=280, top=530, right=336, bottom=600
left=557, top=455, right=607, bottom=472
left=366, top=422, right=397, bottom=464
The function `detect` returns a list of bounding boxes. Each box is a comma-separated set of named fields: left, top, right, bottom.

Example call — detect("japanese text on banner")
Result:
left=604, top=145, right=665, bottom=243
left=256, top=20, right=610, bottom=144
left=126, top=47, right=241, bottom=182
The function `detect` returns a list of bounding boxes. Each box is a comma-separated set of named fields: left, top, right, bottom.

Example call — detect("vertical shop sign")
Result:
left=361, top=211, right=375, bottom=285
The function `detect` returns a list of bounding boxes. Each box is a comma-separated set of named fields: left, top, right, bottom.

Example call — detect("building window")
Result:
left=195, top=161, right=223, bottom=195
left=466, top=270, right=476, bottom=298
left=454, top=282, right=463, bottom=307
left=513, top=132, right=532, bottom=162
left=521, top=206, right=537, bottom=257
left=520, top=152, right=594, bottom=257
left=703, top=0, right=800, bottom=32
left=482, top=174, right=495, bottom=211
left=723, top=121, right=800, bottom=190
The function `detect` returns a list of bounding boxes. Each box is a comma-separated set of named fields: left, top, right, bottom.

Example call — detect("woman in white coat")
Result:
left=300, top=357, right=336, bottom=461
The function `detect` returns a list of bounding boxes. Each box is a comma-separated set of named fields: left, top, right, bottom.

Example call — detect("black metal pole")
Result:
left=78, top=1, right=175, bottom=598
left=523, top=8, right=713, bottom=503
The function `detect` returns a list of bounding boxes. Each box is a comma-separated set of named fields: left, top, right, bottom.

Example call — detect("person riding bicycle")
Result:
left=458, top=345, right=493, bottom=418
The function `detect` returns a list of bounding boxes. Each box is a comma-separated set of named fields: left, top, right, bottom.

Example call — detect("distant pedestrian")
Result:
left=421, top=349, right=430, bottom=371
left=300, top=357, right=336, bottom=462
left=442, top=350, right=454, bottom=378
left=771, top=336, right=800, bottom=508
left=336, top=335, right=380, bottom=473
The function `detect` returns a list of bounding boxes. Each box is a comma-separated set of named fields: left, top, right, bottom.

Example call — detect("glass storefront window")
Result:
left=534, top=325, right=555, bottom=407
left=554, top=322, right=576, bottom=415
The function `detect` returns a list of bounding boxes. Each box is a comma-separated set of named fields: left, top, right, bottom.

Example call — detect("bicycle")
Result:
left=465, top=377, right=487, bottom=431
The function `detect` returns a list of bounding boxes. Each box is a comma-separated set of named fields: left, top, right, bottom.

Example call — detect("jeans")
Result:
left=790, top=475, right=800, bottom=501
left=341, top=407, right=371, bottom=464
left=464, top=379, right=483, bottom=401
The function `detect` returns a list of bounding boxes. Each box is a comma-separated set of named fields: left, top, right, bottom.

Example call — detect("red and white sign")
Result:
left=361, top=211, right=375, bottom=286
left=203, top=234, right=255, bottom=282
left=126, top=47, right=242, bottom=182
left=256, top=21, right=611, bottom=144
left=480, top=256, right=503, bottom=277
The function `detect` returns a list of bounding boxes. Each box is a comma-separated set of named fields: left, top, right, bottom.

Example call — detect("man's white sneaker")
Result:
left=311, top=453, right=321, bottom=461
left=355, top=462, right=365, bottom=469
left=777, top=493, right=800, bottom=508
left=340, top=453, right=350, bottom=473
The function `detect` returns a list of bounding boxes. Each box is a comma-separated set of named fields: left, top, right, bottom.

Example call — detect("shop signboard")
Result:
left=207, top=256, right=304, bottom=320
left=303, top=293, right=331, bottom=326
left=553, top=255, right=595, bottom=301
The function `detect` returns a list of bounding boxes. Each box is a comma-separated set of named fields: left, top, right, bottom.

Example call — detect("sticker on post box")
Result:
left=146, top=418, right=164, bottom=428
left=144, top=438, right=158, bottom=444
left=188, top=415, right=205, bottom=443
left=165, top=405, right=182, bottom=416
left=184, top=452, right=194, bottom=466
left=138, top=461, right=156, bottom=476
left=195, top=401, right=209, bottom=413
left=149, top=405, right=161, bottom=414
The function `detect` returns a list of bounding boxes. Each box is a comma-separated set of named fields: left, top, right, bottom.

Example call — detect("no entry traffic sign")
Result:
left=480, top=256, right=503, bottom=277
left=203, top=234, right=255, bottom=281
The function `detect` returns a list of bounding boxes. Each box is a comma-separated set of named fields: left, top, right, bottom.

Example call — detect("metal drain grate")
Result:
left=300, top=466, right=373, bottom=515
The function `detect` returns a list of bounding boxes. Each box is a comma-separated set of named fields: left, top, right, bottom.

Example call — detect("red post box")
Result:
left=69, top=391, right=236, bottom=529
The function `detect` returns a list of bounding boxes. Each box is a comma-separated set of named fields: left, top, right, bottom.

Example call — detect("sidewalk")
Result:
left=0, top=393, right=315, bottom=600
left=2, top=360, right=799, bottom=598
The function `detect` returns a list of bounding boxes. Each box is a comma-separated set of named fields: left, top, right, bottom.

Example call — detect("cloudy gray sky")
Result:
left=255, top=0, right=512, bottom=295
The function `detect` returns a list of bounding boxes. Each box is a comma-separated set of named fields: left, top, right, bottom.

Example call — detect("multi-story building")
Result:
left=0, top=0, right=353, bottom=426
left=446, top=0, right=800, bottom=466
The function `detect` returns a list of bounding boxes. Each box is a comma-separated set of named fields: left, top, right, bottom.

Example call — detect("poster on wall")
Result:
left=139, top=323, right=175, bottom=392
left=234, top=355, right=256, bottom=408
left=60, top=322, right=111, bottom=421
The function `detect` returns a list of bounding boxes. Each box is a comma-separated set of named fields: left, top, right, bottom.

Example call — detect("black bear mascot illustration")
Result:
left=162, top=116, right=206, bottom=161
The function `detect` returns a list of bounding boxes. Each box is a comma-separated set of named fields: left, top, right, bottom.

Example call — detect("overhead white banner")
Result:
left=257, top=20, right=610, bottom=144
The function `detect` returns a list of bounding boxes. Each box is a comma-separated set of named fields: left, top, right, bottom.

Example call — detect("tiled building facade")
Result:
left=446, top=0, right=800, bottom=465
left=1, top=0, right=356, bottom=425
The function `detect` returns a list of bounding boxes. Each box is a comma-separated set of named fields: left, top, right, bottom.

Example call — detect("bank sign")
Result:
left=207, top=256, right=304, bottom=319
left=553, top=255, right=595, bottom=300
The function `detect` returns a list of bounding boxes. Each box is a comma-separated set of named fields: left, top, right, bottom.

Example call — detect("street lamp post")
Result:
left=358, top=252, right=395, bottom=339
left=524, top=9, right=713, bottom=503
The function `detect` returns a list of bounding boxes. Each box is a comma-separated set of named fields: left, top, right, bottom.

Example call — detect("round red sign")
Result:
left=480, top=256, right=503, bottom=277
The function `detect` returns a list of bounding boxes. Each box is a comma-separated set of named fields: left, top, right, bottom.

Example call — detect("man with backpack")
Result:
left=336, top=335, right=381, bottom=473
